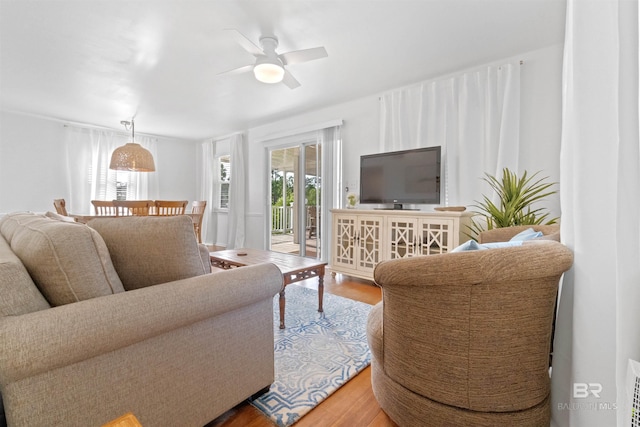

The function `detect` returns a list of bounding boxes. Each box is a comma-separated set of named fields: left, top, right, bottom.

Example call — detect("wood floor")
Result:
left=204, top=271, right=398, bottom=427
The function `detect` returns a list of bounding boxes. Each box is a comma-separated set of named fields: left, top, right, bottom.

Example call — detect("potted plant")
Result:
left=468, top=168, right=558, bottom=238
left=346, top=193, right=358, bottom=208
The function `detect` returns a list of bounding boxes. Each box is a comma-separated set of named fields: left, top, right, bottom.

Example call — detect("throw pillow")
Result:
left=480, top=241, right=524, bottom=249
left=451, top=240, right=488, bottom=252
left=0, top=232, right=51, bottom=316
left=451, top=239, right=524, bottom=252
left=89, top=215, right=208, bottom=291
left=509, top=227, right=544, bottom=242
left=7, top=213, right=125, bottom=306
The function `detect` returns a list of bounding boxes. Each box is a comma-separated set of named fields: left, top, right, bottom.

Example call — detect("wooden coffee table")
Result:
left=209, top=248, right=327, bottom=329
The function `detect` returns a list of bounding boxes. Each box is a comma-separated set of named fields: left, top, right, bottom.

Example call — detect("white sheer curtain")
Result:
left=226, top=133, right=246, bottom=249
left=63, top=125, right=158, bottom=214
left=316, top=125, right=340, bottom=261
left=199, top=140, right=215, bottom=245
left=551, top=1, right=640, bottom=426
left=379, top=63, right=520, bottom=207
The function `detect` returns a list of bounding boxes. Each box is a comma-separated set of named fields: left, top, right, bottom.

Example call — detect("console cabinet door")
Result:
left=417, top=218, right=456, bottom=255
left=332, top=214, right=358, bottom=273
left=355, top=215, right=384, bottom=274
left=387, top=216, right=419, bottom=260
left=331, top=213, right=383, bottom=278
left=387, top=217, right=457, bottom=258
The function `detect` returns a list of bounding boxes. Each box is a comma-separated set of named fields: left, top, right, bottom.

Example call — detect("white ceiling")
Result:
left=0, top=0, right=566, bottom=140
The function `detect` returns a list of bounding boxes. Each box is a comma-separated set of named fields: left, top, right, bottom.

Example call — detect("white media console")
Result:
left=330, top=208, right=473, bottom=280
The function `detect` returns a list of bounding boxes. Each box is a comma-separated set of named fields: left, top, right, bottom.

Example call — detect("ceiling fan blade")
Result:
left=226, top=29, right=264, bottom=56
left=279, top=47, right=328, bottom=66
left=282, top=70, right=301, bottom=89
left=217, top=64, right=254, bottom=76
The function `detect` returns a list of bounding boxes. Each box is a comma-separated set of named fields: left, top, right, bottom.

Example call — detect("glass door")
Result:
left=269, top=141, right=322, bottom=259
left=303, top=143, right=322, bottom=258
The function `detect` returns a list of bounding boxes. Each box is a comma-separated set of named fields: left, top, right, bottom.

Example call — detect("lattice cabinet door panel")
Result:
left=356, top=216, right=384, bottom=273
left=387, top=217, right=419, bottom=260
left=332, top=214, right=358, bottom=271
left=417, top=218, right=456, bottom=255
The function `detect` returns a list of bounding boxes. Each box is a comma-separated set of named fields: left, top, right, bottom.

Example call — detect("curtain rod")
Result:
left=62, top=122, right=163, bottom=140
left=377, top=59, right=524, bottom=100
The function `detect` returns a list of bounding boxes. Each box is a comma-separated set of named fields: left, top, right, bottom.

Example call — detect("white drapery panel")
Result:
left=199, top=140, right=215, bottom=245
left=319, top=126, right=342, bottom=210
left=63, top=125, right=158, bottom=214
left=551, top=1, right=640, bottom=426
left=226, top=133, right=246, bottom=249
left=316, top=125, right=341, bottom=261
left=379, top=63, right=520, bottom=207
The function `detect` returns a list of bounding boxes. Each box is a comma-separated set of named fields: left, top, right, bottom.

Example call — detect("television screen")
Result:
left=359, top=146, right=441, bottom=207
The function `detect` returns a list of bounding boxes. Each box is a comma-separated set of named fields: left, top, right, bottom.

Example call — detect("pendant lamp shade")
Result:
left=109, top=119, right=155, bottom=172
left=109, top=143, right=156, bottom=171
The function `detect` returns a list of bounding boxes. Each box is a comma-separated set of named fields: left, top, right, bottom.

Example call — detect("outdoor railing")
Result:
left=272, top=206, right=294, bottom=234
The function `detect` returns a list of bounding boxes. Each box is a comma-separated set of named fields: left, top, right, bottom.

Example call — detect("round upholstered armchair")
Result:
left=367, top=238, right=573, bottom=426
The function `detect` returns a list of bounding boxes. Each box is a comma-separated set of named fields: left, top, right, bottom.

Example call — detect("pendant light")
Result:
left=109, top=119, right=156, bottom=172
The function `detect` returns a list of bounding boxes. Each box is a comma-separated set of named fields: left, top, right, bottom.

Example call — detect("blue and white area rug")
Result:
left=250, top=285, right=373, bottom=426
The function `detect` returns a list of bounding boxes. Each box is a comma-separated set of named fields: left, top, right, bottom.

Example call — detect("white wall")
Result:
left=0, top=111, right=199, bottom=214
left=154, top=137, right=199, bottom=202
left=518, top=45, right=565, bottom=219
left=0, top=112, right=68, bottom=213
left=234, top=43, right=564, bottom=249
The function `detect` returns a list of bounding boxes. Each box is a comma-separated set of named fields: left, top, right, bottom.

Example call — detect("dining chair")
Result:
left=191, top=200, right=207, bottom=243
left=306, top=205, right=320, bottom=239
left=154, top=200, right=188, bottom=216
left=113, top=200, right=152, bottom=216
left=91, top=200, right=118, bottom=216
left=53, top=199, right=68, bottom=216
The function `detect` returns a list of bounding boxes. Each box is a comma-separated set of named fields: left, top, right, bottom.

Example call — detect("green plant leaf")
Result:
left=468, top=168, right=558, bottom=238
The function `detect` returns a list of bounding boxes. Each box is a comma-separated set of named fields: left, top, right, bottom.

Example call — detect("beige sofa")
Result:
left=367, top=227, right=572, bottom=426
left=0, top=212, right=283, bottom=427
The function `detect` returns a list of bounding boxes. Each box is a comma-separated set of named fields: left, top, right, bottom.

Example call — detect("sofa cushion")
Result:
left=3, top=212, right=125, bottom=306
left=88, top=215, right=208, bottom=291
left=0, top=233, right=51, bottom=316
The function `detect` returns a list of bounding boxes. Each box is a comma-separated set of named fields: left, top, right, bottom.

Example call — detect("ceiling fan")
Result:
left=218, top=29, right=328, bottom=89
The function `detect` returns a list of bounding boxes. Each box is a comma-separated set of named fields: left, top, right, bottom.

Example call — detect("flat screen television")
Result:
left=359, top=146, right=441, bottom=210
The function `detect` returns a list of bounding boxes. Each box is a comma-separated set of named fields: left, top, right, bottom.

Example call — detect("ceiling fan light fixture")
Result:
left=254, top=60, right=285, bottom=84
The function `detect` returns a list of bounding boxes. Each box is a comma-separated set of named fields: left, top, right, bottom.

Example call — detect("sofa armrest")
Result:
left=0, top=263, right=283, bottom=385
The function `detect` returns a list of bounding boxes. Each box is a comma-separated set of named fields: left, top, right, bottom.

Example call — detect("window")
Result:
left=115, top=180, right=128, bottom=200
left=90, top=167, right=134, bottom=201
left=218, top=154, right=231, bottom=209
left=112, top=171, right=134, bottom=200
